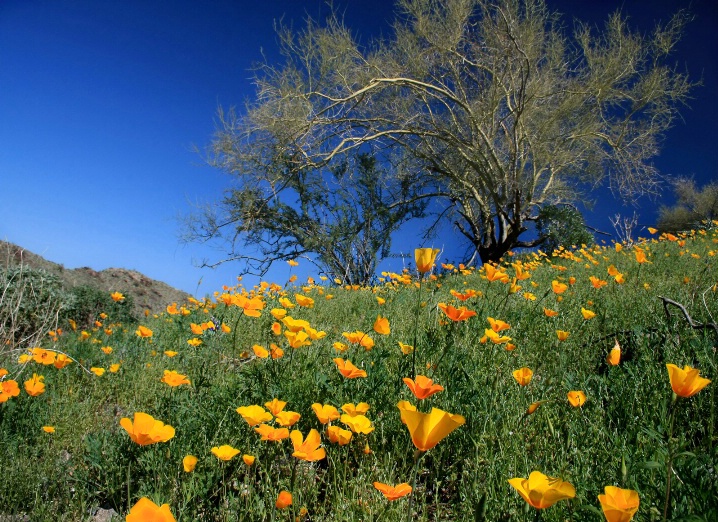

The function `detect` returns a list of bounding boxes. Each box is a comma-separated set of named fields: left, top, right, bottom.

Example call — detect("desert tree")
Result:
left=657, top=178, right=718, bottom=232
left=197, top=0, right=693, bottom=267
left=184, top=150, right=431, bottom=284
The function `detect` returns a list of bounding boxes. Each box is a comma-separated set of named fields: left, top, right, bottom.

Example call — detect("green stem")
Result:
left=663, top=395, right=677, bottom=521
left=411, top=279, right=423, bottom=380
left=406, top=451, right=423, bottom=522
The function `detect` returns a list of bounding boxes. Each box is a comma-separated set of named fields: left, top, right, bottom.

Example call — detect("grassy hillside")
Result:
left=1, top=240, right=189, bottom=317
left=0, top=229, right=716, bottom=521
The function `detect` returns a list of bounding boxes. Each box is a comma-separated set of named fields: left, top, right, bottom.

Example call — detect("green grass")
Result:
left=1, top=230, right=717, bottom=521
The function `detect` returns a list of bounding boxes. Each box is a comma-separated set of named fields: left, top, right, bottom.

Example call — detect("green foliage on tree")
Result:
left=185, top=152, right=430, bottom=284
left=657, top=178, right=718, bottom=233
left=536, top=205, right=595, bottom=253
left=202, top=0, right=693, bottom=267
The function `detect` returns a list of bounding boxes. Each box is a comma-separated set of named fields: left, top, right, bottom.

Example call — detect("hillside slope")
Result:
left=1, top=240, right=189, bottom=315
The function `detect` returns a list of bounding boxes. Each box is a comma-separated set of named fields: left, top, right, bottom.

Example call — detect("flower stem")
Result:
left=663, top=395, right=677, bottom=521
left=411, top=278, right=422, bottom=380
left=406, top=451, right=423, bottom=522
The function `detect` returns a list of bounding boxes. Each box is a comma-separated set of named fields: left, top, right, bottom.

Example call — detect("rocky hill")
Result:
left=1, top=240, right=190, bottom=316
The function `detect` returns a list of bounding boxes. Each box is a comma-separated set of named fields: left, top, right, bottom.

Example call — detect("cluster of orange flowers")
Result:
left=2, top=231, right=715, bottom=521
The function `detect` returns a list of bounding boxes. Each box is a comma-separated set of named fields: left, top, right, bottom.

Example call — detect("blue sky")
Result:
left=2, top=0, right=716, bottom=295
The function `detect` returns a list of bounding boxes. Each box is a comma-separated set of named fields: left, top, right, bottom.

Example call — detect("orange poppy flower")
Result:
left=275, top=411, right=301, bottom=427
left=373, top=482, right=412, bottom=501
left=508, top=471, right=575, bottom=509
left=0, top=380, right=20, bottom=403
left=567, top=391, right=586, bottom=407
left=333, top=358, right=367, bottom=378
left=327, top=425, right=353, bottom=445
left=438, top=303, right=477, bottom=322
left=449, top=289, right=481, bottom=301
left=666, top=364, right=711, bottom=398
left=30, top=348, right=57, bottom=365
left=264, top=398, right=287, bottom=416
left=24, top=373, right=45, bottom=396
left=589, top=276, right=608, bottom=289
left=290, top=429, right=326, bottom=461
left=598, top=485, right=640, bottom=522
left=275, top=490, right=292, bottom=509
left=126, top=497, right=175, bottom=522
left=414, top=248, right=440, bottom=274
left=183, top=455, right=198, bottom=472
left=402, top=375, right=444, bottom=400
left=160, top=370, right=191, bottom=387
left=556, top=330, right=570, bottom=341
left=120, top=412, right=175, bottom=446
left=397, top=404, right=465, bottom=451
left=340, top=414, right=374, bottom=434
left=254, top=424, right=289, bottom=441
left=482, top=264, right=509, bottom=283
left=135, top=325, right=153, bottom=338
left=312, top=403, right=340, bottom=424
left=581, top=307, right=596, bottom=320
left=487, top=317, right=510, bottom=332
left=543, top=308, right=559, bottom=318
left=211, top=445, right=240, bottom=461
left=551, top=280, right=568, bottom=294
left=295, top=294, right=314, bottom=308
left=373, top=315, right=390, bottom=335
left=341, top=402, right=370, bottom=416
left=606, top=340, right=621, bottom=366
left=512, top=367, right=533, bottom=386
left=236, top=405, right=273, bottom=426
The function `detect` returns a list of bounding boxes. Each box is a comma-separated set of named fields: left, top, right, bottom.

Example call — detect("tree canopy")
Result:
left=191, top=0, right=693, bottom=274
left=657, top=178, right=718, bottom=233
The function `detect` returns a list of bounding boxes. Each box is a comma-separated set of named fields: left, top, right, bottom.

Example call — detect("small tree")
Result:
left=536, top=205, right=594, bottom=253
left=205, top=0, right=693, bottom=265
left=185, top=152, right=429, bottom=284
left=657, top=178, right=718, bottom=232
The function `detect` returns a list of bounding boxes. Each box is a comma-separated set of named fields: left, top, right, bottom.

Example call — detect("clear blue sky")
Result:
left=2, top=0, right=716, bottom=295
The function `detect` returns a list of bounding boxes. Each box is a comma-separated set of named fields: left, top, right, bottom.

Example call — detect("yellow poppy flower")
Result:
left=512, top=367, right=533, bottom=386
left=183, top=455, right=198, bottom=472
left=373, top=315, right=391, bottom=335
left=211, top=445, right=240, bottom=461
left=666, top=364, right=711, bottom=398
left=607, top=340, right=621, bottom=366
left=160, top=370, right=191, bottom=387
left=556, top=330, right=570, bottom=341
left=581, top=307, right=596, bottom=320
left=120, top=412, right=175, bottom=446
left=126, top=497, right=176, bottom=522
left=567, top=390, right=586, bottom=407
left=24, top=373, right=45, bottom=396
left=290, top=428, right=326, bottom=461
left=508, top=471, right=575, bottom=509
left=311, top=403, right=340, bottom=424
left=236, top=405, right=273, bottom=426
left=135, top=325, right=153, bottom=338
left=396, top=404, right=465, bottom=451
left=598, top=485, right=640, bottom=522
left=254, top=423, right=289, bottom=441
left=414, top=248, right=440, bottom=274
left=327, top=425, right=353, bottom=445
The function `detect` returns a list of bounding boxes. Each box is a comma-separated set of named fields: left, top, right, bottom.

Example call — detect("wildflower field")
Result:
left=1, top=229, right=716, bottom=521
